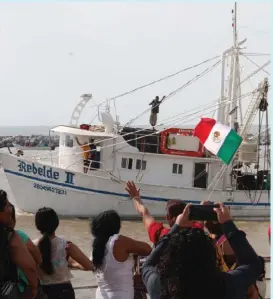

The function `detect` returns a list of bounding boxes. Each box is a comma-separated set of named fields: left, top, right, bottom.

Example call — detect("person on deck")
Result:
left=75, top=137, right=91, bottom=173
left=125, top=181, right=202, bottom=245
left=89, top=138, right=97, bottom=169
left=149, top=96, right=165, bottom=129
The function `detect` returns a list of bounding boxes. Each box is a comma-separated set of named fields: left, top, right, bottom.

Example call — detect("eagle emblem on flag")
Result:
left=212, top=131, right=221, bottom=143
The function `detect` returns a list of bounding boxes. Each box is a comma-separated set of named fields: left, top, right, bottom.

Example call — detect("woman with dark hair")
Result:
left=9, top=204, right=42, bottom=294
left=0, top=190, right=38, bottom=299
left=142, top=203, right=262, bottom=299
left=91, top=209, right=152, bottom=299
left=34, top=207, right=93, bottom=299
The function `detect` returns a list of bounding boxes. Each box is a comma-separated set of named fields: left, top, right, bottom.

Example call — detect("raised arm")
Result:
left=75, top=137, right=82, bottom=146
left=9, top=232, right=38, bottom=298
left=117, top=235, right=152, bottom=257
left=125, top=181, right=155, bottom=231
left=66, top=242, right=94, bottom=271
left=159, top=95, right=166, bottom=103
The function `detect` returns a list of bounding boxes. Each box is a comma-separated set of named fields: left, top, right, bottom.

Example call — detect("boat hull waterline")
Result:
left=0, top=153, right=270, bottom=219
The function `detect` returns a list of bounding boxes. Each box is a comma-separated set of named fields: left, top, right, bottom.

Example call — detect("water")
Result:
left=0, top=144, right=271, bottom=298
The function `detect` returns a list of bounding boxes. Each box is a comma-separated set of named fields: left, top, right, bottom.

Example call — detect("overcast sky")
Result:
left=0, top=2, right=270, bottom=127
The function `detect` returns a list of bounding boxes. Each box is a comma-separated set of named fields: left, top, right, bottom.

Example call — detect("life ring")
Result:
left=160, top=128, right=205, bottom=157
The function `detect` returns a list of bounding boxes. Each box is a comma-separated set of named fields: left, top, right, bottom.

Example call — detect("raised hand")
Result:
left=125, top=181, right=145, bottom=215
left=175, top=204, right=193, bottom=228
left=125, top=181, right=140, bottom=199
left=213, top=203, right=232, bottom=224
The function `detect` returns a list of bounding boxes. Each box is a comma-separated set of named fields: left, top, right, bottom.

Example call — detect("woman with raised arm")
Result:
left=34, top=207, right=93, bottom=299
left=91, top=209, right=152, bottom=299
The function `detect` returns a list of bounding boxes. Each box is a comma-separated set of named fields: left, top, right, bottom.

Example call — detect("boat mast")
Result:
left=222, top=2, right=247, bottom=194
left=229, top=2, right=240, bottom=132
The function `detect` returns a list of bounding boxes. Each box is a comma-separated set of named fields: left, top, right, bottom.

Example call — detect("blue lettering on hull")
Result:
left=18, top=160, right=75, bottom=185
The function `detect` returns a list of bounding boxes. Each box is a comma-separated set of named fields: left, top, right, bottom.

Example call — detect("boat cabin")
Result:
left=51, top=124, right=117, bottom=173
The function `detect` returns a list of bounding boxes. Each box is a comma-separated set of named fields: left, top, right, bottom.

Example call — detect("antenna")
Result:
left=232, top=2, right=238, bottom=47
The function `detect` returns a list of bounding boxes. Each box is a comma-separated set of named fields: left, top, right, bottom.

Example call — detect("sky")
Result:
left=0, top=2, right=271, bottom=127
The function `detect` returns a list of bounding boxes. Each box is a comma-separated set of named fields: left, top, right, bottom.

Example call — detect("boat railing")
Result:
left=64, top=157, right=113, bottom=175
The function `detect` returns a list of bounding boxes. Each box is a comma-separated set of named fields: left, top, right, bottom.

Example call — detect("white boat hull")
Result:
left=0, top=153, right=270, bottom=219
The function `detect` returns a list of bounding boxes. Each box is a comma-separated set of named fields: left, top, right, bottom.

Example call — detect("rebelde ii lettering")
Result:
left=18, top=160, right=75, bottom=185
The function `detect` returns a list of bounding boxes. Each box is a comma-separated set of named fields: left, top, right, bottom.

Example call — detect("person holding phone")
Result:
left=125, top=181, right=202, bottom=245
left=141, top=203, right=262, bottom=299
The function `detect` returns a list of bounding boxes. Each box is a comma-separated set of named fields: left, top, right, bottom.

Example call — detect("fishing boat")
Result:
left=0, top=3, right=270, bottom=219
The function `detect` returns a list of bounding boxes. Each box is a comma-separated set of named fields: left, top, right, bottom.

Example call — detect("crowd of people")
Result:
left=0, top=181, right=269, bottom=299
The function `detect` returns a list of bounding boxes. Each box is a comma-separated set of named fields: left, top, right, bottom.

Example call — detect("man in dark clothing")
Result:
left=149, top=96, right=165, bottom=129
left=89, top=138, right=97, bottom=169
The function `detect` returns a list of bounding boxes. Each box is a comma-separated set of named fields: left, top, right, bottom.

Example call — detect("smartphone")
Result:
left=189, top=205, right=219, bottom=221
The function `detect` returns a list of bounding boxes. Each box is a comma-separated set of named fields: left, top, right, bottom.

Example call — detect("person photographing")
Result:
left=141, top=203, right=263, bottom=299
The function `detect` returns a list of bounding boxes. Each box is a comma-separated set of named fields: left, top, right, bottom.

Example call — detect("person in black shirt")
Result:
left=149, top=96, right=165, bottom=129
left=89, top=138, right=97, bottom=169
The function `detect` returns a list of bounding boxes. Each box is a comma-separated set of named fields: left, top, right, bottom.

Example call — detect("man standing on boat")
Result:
left=89, top=138, right=97, bottom=170
left=149, top=95, right=165, bottom=129
left=75, top=137, right=91, bottom=173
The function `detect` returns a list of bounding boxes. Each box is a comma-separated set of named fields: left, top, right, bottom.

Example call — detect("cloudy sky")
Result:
left=0, top=2, right=270, bottom=127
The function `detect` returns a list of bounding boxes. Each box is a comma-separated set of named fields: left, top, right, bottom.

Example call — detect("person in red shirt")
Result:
left=125, top=181, right=203, bottom=244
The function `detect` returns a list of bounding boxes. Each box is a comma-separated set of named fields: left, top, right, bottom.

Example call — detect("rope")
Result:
left=33, top=89, right=255, bottom=161
left=124, top=59, right=221, bottom=127
left=100, top=55, right=221, bottom=106
left=242, top=55, right=270, bottom=76
left=207, top=165, right=228, bottom=201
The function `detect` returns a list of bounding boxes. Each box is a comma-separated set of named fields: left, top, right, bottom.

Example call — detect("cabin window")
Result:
left=172, top=163, right=183, bottom=174
left=121, top=158, right=133, bottom=170
left=136, top=159, right=147, bottom=170
left=65, top=135, right=73, bottom=148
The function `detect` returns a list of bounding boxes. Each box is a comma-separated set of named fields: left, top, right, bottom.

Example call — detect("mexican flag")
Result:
left=193, top=118, right=243, bottom=165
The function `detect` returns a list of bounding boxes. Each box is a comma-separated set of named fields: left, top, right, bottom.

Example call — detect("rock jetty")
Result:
left=0, top=135, right=59, bottom=149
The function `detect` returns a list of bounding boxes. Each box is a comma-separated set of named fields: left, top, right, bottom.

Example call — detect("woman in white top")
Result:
left=34, top=207, right=93, bottom=299
left=91, top=210, right=152, bottom=299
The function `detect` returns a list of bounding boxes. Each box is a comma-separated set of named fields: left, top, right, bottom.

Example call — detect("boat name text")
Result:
left=18, top=160, right=75, bottom=185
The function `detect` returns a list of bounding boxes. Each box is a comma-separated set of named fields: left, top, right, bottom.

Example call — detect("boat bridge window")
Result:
left=136, top=159, right=147, bottom=170
left=172, top=163, right=183, bottom=174
left=121, top=158, right=133, bottom=170
left=65, top=135, right=73, bottom=147
left=119, top=127, right=160, bottom=154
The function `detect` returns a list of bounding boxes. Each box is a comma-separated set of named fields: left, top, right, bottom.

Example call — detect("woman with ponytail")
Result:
left=34, top=207, right=93, bottom=299
left=91, top=210, right=152, bottom=299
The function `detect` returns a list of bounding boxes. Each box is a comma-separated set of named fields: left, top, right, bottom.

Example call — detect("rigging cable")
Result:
left=241, top=54, right=270, bottom=76
left=124, top=59, right=221, bottom=127
left=99, top=55, right=221, bottom=106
